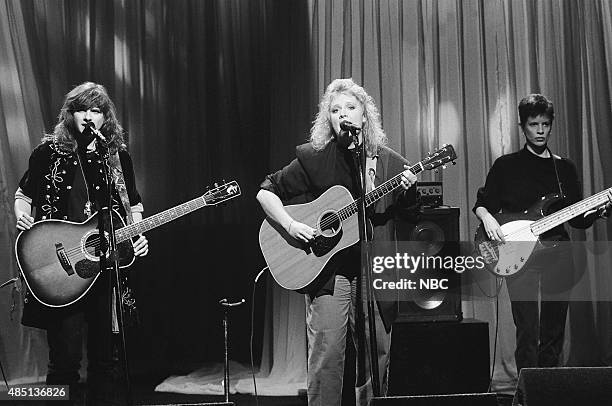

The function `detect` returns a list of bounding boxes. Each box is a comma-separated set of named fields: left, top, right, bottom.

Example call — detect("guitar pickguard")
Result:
left=74, top=241, right=134, bottom=279
left=311, top=231, right=343, bottom=257
left=475, top=219, right=538, bottom=276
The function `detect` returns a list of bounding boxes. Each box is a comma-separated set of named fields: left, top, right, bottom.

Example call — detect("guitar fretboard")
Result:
left=336, top=162, right=425, bottom=222
left=531, top=187, right=612, bottom=235
left=115, top=196, right=208, bottom=243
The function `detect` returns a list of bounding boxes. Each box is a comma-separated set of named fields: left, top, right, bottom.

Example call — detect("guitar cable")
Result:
left=249, top=266, right=268, bottom=406
left=474, top=269, right=505, bottom=299
left=488, top=277, right=503, bottom=393
left=471, top=259, right=504, bottom=392
left=0, top=354, right=8, bottom=391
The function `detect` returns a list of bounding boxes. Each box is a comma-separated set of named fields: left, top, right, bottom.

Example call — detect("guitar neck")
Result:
left=531, top=187, right=612, bottom=235
left=337, top=161, right=424, bottom=221
left=115, top=196, right=208, bottom=243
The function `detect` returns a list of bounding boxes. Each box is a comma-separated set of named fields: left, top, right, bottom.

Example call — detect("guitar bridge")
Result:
left=479, top=241, right=499, bottom=264
left=55, top=242, right=74, bottom=275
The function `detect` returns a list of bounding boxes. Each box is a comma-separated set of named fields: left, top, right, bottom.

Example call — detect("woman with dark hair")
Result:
left=474, top=94, right=611, bottom=374
left=15, top=82, right=148, bottom=405
left=257, top=78, right=417, bottom=406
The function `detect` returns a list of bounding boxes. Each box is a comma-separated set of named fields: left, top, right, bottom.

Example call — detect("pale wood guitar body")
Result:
left=259, top=185, right=360, bottom=290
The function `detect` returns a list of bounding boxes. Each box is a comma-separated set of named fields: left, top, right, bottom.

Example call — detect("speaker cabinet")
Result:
left=395, top=207, right=461, bottom=322
left=388, top=319, right=490, bottom=396
left=512, top=367, right=612, bottom=406
left=369, top=393, right=497, bottom=406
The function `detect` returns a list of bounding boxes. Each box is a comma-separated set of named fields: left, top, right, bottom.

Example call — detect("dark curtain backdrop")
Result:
left=0, top=0, right=316, bottom=381
left=1, top=0, right=612, bottom=393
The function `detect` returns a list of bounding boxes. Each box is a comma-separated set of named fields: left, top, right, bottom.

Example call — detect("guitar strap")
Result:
left=108, top=150, right=134, bottom=225
left=107, top=150, right=138, bottom=332
left=547, top=147, right=564, bottom=197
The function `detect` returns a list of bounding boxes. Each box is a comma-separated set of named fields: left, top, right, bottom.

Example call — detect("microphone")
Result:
left=219, top=298, right=246, bottom=307
left=340, top=120, right=361, bottom=134
left=84, top=121, right=107, bottom=143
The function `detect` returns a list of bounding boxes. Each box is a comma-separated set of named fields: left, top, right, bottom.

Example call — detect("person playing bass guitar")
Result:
left=473, top=93, right=612, bottom=374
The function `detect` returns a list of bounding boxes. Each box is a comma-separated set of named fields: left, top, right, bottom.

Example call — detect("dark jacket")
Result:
left=261, top=140, right=413, bottom=331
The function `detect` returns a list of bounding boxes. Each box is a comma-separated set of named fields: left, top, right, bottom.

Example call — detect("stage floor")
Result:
left=0, top=376, right=514, bottom=406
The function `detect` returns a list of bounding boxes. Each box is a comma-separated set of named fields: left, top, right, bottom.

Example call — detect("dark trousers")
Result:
left=506, top=245, right=575, bottom=372
left=45, top=272, right=127, bottom=406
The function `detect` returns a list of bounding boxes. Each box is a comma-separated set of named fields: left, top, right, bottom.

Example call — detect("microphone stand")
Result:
left=97, top=137, right=132, bottom=405
left=349, top=131, right=381, bottom=397
left=219, top=298, right=245, bottom=403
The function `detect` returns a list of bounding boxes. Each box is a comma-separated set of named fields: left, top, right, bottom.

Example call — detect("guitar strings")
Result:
left=63, top=238, right=107, bottom=258
left=66, top=186, right=605, bottom=257
left=61, top=169, right=427, bottom=256
left=315, top=174, right=405, bottom=232
left=64, top=171, right=406, bottom=255
left=532, top=188, right=610, bottom=231
left=485, top=188, right=611, bottom=249
left=59, top=188, right=239, bottom=259
left=60, top=196, right=204, bottom=257
left=481, top=226, right=533, bottom=249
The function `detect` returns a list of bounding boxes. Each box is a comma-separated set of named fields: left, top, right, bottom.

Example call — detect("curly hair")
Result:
left=42, top=82, right=126, bottom=152
left=309, top=78, right=387, bottom=157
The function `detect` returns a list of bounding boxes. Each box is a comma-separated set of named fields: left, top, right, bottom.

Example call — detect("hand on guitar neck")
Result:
left=130, top=211, right=149, bottom=257
left=583, top=189, right=612, bottom=220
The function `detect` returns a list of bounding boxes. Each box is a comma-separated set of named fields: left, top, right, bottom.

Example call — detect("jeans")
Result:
left=306, top=274, right=391, bottom=406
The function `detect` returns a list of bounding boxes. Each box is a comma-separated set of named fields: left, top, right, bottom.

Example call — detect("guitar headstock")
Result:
left=203, top=180, right=241, bottom=206
left=421, top=144, right=457, bottom=171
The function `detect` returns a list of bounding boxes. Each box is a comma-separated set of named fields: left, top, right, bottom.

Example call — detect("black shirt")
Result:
left=473, top=145, right=589, bottom=235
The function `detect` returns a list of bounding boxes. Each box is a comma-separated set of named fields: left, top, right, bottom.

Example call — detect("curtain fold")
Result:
left=1, top=0, right=611, bottom=394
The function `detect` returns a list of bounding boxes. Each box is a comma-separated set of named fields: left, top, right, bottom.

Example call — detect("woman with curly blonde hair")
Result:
left=258, top=78, right=416, bottom=405
left=310, top=78, right=387, bottom=157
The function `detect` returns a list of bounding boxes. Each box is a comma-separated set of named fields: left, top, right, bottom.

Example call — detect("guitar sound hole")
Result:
left=84, top=233, right=108, bottom=258
left=319, top=211, right=341, bottom=237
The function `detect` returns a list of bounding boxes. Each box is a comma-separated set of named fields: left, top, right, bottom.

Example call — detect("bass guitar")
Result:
left=259, top=145, right=457, bottom=291
left=16, top=181, right=241, bottom=307
left=475, top=187, right=611, bottom=277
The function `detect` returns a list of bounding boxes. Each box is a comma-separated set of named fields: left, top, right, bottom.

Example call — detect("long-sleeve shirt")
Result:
left=473, top=145, right=590, bottom=237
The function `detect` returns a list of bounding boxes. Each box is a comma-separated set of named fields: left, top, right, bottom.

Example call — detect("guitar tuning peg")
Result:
left=214, top=182, right=219, bottom=187
left=222, top=178, right=226, bottom=184
left=442, top=165, right=447, bottom=169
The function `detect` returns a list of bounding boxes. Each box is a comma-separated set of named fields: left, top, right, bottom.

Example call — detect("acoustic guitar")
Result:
left=259, top=145, right=457, bottom=291
left=16, top=181, right=241, bottom=307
